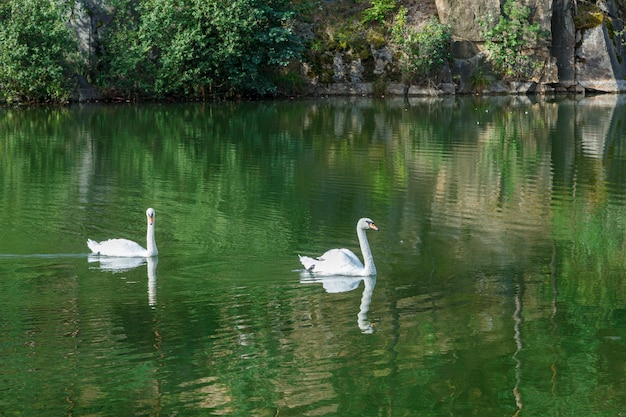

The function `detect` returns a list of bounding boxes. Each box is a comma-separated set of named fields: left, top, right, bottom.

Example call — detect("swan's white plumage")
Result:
left=87, top=208, right=158, bottom=258
left=87, top=238, right=148, bottom=257
left=299, top=217, right=378, bottom=276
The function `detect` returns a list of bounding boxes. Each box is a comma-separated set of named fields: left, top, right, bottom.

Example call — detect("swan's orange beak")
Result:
left=148, top=215, right=154, bottom=225
left=370, top=223, right=379, bottom=231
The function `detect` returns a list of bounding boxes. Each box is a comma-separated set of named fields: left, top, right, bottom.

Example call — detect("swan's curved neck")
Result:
left=146, top=222, right=158, bottom=256
left=357, top=227, right=376, bottom=275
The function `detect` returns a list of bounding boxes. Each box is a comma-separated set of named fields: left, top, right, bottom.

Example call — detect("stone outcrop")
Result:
left=551, top=0, right=577, bottom=87
left=312, top=0, right=626, bottom=96
left=435, top=0, right=626, bottom=94
left=68, top=0, right=112, bottom=101
left=435, top=0, right=501, bottom=41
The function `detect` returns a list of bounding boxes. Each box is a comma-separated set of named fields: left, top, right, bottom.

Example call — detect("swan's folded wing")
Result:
left=320, top=248, right=361, bottom=265
left=87, top=238, right=147, bottom=257
left=300, top=248, right=364, bottom=276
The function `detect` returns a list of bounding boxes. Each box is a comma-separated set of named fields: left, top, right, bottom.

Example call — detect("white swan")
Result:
left=87, top=208, right=158, bottom=257
left=299, top=217, right=378, bottom=276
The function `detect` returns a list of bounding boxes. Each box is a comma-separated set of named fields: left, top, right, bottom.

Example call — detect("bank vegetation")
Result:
left=0, top=0, right=616, bottom=103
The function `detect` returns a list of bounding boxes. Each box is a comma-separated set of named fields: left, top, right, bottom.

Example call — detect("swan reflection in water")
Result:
left=300, top=274, right=376, bottom=333
left=88, top=255, right=158, bottom=307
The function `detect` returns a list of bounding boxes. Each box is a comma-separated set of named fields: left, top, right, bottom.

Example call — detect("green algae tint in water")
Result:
left=1, top=97, right=626, bottom=416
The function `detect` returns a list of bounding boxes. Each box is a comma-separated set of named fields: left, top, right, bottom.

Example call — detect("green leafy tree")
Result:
left=101, top=0, right=303, bottom=99
left=482, top=0, right=547, bottom=81
left=0, top=0, right=78, bottom=103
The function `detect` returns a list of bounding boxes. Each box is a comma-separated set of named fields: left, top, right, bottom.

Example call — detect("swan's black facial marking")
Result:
left=366, top=220, right=379, bottom=231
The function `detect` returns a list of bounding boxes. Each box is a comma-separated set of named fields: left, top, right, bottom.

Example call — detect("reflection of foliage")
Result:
left=3, top=99, right=626, bottom=415
left=553, top=191, right=626, bottom=309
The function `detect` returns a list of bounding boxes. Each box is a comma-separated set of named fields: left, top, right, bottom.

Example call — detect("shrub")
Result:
left=0, top=0, right=78, bottom=103
left=100, top=0, right=304, bottom=99
left=391, top=9, right=451, bottom=84
left=482, top=0, right=548, bottom=81
left=372, top=76, right=387, bottom=96
left=362, top=0, right=397, bottom=25
left=470, top=68, right=490, bottom=93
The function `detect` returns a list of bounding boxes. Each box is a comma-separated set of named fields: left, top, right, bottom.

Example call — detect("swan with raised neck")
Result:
left=298, top=217, right=378, bottom=276
left=87, top=208, right=158, bottom=257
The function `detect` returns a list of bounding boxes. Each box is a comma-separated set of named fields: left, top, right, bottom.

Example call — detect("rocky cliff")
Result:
left=304, top=0, right=626, bottom=96
left=437, top=0, right=626, bottom=94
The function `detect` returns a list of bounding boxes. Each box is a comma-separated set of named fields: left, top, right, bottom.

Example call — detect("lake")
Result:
left=1, top=95, right=626, bottom=416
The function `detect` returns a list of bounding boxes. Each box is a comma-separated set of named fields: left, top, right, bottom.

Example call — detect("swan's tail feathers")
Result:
left=298, top=254, right=316, bottom=272
left=87, top=239, right=100, bottom=254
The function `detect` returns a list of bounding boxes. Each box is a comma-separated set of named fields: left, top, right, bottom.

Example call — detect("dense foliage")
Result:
left=0, top=0, right=78, bottom=103
left=101, top=0, right=304, bottom=99
left=0, top=0, right=304, bottom=102
left=0, top=0, right=554, bottom=103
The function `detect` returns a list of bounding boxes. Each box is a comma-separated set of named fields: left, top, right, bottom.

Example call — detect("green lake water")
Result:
left=1, top=96, right=626, bottom=416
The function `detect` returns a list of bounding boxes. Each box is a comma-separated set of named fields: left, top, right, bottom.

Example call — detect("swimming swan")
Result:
left=87, top=208, right=158, bottom=257
left=299, top=217, right=378, bottom=276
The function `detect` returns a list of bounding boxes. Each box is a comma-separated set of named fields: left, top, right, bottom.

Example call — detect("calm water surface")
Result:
left=2, top=96, right=626, bottom=416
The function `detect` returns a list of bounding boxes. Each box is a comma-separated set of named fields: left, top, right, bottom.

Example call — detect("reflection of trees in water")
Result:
left=513, top=280, right=523, bottom=416
left=4, top=97, right=626, bottom=415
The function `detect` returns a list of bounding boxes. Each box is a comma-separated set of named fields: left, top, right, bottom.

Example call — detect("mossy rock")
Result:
left=349, top=36, right=371, bottom=60
left=574, top=10, right=604, bottom=30
left=306, top=51, right=336, bottom=84
left=366, top=28, right=387, bottom=50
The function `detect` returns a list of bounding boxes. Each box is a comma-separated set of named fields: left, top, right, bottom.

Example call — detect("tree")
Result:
left=0, top=0, right=78, bottom=103
left=101, top=0, right=303, bottom=99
